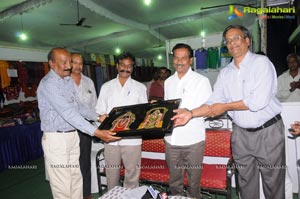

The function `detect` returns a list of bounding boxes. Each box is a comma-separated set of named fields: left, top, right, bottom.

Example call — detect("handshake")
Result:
left=290, top=121, right=300, bottom=136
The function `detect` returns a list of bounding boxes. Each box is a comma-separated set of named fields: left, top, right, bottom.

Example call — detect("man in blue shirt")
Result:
left=37, top=47, right=120, bottom=199
left=172, top=25, right=285, bottom=199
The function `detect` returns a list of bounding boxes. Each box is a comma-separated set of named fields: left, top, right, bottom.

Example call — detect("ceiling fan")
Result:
left=152, top=28, right=164, bottom=48
left=59, top=0, right=92, bottom=28
left=152, top=43, right=164, bottom=48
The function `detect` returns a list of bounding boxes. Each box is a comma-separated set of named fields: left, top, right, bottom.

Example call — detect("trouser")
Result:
left=78, top=130, right=92, bottom=197
left=232, top=119, right=286, bottom=199
left=42, top=131, right=82, bottom=199
left=298, top=158, right=300, bottom=199
left=0, top=91, right=4, bottom=103
left=165, top=141, right=205, bottom=199
left=104, top=144, right=141, bottom=190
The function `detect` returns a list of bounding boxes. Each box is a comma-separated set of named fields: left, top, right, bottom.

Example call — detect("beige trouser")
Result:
left=42, top=131, right=82, bottom=199
left=104, top=144, right=141, bottom=190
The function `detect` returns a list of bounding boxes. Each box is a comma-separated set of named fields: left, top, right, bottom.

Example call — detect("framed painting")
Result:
left=98, top=99, right=181, bottom=137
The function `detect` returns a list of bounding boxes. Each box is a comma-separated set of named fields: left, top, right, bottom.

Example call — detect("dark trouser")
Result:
left=232, top=119, right=285, bottom=199
left=0, top=91, right=4, bottom=103
left=296, top=159, right=300, bottom=199
left=78, top=130, right=92, bottom=197
left=165, top=141, right=205, bottom=199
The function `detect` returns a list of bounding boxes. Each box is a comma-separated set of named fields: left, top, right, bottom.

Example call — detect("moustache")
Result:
left=64, top=67, right=73, bottom=72
left=119, top=70, right=131, bottom=74
left=175, top=64, right=185, bottom=67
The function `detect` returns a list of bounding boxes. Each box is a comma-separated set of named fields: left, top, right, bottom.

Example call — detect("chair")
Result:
left=138, top=138, right=169, bottom=188
left=140, top=134, right=236, bottom=198
left=200, top=129, right=236, bottom=199
left=95, top=147, right=106, bottom=195
left=96, top=130, right=236, bottom=198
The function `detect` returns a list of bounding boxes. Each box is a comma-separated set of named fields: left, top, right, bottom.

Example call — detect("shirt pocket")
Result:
left=83, top=90, right=94, bottom=101
left=125, top=90, right=140, bottom=104
left=242, top=78, right=252, bottom=98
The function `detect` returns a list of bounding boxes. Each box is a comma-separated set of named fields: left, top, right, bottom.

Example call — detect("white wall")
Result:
left=0, top=46, right=48, bottom=62
left=165, top=33, right=223, bottom=53
left=153, top=58, right=167, bottom=67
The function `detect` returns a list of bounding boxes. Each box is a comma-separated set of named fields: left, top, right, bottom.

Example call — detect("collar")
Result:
left=239, top=51, right=252, bottom=68
left=229, top=50, right=252, bottom=70
left=116, top=75, right=132, bottom=85
left=174, top=67, right=193, bottom=80
left=49, top=69, right=71, bottom=82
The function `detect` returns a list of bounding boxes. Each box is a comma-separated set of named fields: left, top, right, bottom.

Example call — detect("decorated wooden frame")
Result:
left=98, top=99, right=181, bottom=137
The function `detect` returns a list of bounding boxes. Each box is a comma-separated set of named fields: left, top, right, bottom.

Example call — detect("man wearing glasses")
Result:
left=172, top=25, right=285, bottom=199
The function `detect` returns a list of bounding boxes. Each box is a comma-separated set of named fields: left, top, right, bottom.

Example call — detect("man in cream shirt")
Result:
left=71, top=53, right=98, bottom=199
left=277, top=53, right=300, bottom=102
left=95, top=52, right=147, bottom=190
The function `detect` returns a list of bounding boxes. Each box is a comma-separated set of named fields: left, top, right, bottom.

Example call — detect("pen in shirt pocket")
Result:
left=127, top=91, right=130, bottom=96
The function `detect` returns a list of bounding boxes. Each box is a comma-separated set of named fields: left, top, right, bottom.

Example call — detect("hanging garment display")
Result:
left=206, top=47, right=219, bottom=69
left=195, top=48, right=207, bottom=69
left=219, top=46, right=232, bottom=68
left=0, top=61, right=11, bottom=88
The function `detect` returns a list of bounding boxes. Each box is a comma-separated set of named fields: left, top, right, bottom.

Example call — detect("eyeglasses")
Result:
left=223, top=35, right=245, bottom=45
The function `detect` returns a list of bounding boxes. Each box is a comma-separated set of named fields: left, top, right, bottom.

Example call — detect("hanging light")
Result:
left=144, top=0, right=151, bottom=6
left=18, top=13, right=28, bottom=41
left=200, top=11, right=206, bottom=48
left=114, top=36, right=122, bottom=54
left=115, top=47, right=121, bottom=54
left=200, top=31, right=206, bottom=37
left=20, top=33, right=27, bottom=40
left=157, top=55, right=162, bottom=60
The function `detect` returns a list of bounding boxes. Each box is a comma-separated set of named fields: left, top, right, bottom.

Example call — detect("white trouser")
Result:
left=42, top=131, right=82, bottom=199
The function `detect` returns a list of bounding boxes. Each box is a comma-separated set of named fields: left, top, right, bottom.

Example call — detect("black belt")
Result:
left=245, top=114, right=281, bottom=132
left=56, top=129, right=76, bottom=133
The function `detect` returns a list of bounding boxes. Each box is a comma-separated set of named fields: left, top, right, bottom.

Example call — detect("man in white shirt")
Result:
left=95, top=52, right=148, bottom=190
left=164, top=43, right=212, bottom=198
left=71, top=53, right=98, bottom=199
left=276, top=53, right=300, bottom=102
